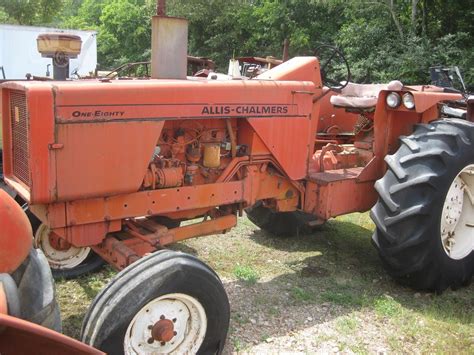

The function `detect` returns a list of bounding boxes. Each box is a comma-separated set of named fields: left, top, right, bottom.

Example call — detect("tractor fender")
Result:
left=0, top=189, right=32, bottom=273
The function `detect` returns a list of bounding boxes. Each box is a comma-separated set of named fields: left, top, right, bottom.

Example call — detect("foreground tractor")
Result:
left=1, top=13, right=473, bottom=353
left=0, top=190, right=103, bottom=354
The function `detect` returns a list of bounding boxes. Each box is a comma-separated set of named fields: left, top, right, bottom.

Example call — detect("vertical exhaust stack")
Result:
left=151, top=0, right=188, bottom=79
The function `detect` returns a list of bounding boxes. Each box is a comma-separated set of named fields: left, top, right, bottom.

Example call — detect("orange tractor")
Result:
left=1, top=15, right=473, bottom=354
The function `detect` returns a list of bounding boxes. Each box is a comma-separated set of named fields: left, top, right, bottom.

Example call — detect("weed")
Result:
left=233, top=264, right=259, bottom=284
left=291, top=286, right=313, bottom=302
left=374, top=295, right=402, bottom=317
left=335, top=316, right=359, bottom=333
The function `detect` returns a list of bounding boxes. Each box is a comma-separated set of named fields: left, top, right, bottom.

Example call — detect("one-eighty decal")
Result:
left=72, top=110, right=125, bottom=118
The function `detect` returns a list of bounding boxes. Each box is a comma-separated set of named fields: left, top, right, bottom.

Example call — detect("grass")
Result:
left=232, top=264, right=259, bottom=284
left=56, top=212, right=474, bottom=353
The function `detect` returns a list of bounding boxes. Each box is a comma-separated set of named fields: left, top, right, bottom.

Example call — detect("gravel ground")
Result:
left=57, top=213, right=474, bottom=354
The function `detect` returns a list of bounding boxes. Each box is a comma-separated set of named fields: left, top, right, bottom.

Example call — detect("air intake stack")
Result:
left=36, top=34, right=82, bottom=80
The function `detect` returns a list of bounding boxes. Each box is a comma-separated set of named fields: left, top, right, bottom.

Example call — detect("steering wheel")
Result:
left=314, top=45, right=351, bottom=90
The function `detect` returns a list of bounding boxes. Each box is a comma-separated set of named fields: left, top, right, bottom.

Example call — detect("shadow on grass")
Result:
left=222, top=215, right=473, bottom=352
left=246, top=219, right=473, bottom=325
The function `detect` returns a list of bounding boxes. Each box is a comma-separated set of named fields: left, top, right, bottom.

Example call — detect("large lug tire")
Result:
left=10, top=248, right=62, bottom=331
left=35, top=224, right=104, bottom=280
left=371, top=119, right=474, bottom=292
left=246, top=201, right=321, bottom=237
left=81, top=250, right=230, bottom=354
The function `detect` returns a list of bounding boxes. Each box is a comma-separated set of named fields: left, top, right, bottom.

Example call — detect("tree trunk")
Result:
left=411, top=0, right=420, bottom=35
left=384, top=0, right=404, bottom=40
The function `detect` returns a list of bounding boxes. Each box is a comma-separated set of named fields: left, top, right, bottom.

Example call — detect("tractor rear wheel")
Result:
left=34, top=224, right=104, bottom=280
left=246, top=201, right=321, bottom=236
left=81, top=250, right=230, bottom=354
left=371, top=119, right=474, bottom=292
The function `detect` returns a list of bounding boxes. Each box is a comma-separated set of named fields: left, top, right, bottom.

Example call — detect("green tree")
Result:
left=0, top=0, right=64, bottom=25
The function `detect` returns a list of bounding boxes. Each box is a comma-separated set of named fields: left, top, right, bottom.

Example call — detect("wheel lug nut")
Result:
left=148, top=325, right=153, bottom=330
left=147, top=338, right=154, bottom=344
left=172, top=318, right=177, bottom=323
left=160, top=315, right=165, bottom=320
left=160, top=342, right=166, bottom=346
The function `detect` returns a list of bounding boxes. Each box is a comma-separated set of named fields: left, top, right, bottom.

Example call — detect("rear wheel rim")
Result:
left=124, top=293, right=207, bottom=354
left=34, top=224, right=91, bottom=269
left=440, top=164, right=474, bottom=260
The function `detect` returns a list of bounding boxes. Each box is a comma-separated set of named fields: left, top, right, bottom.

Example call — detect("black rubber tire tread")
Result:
left=371, top=119, right=474, bottom=292
left=81, top=250, right=230, bottom=354
left=50, top=250, right=105, bottom=280
left=10, top=248, right=62, bottom=331
left=246, top=201, right=321, bottom=237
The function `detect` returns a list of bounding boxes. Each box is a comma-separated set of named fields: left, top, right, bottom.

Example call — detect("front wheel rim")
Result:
left=34, top=224, right=91, bottom=269
left=124, top=293, right=207, bottom=354
left=440, top=164, right=474, bottom=260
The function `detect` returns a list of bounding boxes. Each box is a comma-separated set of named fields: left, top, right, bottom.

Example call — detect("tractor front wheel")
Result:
left=81, top=250, right=230, bottom=354
left=246, top=201, right=322, bottom=236
left=34, top=224, right=104, bottom=280
left=371, top=119, right=474, bottom=292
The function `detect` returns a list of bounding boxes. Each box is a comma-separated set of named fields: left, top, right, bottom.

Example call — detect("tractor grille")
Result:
left=9, top=91, right=30, bottom=186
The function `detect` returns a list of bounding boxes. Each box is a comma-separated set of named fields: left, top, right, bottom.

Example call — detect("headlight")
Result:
left=386, top=92, right=401, bottom=108
left=402, top=93, right=415, bottom=109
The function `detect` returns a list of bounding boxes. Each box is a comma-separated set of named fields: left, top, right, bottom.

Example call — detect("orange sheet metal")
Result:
left=0, top=284, right=7, bottom=315
left=305, top=168, right=377, bottom=219
left=2, top=67, right=316, bottom=205
left=0, top=313, right=103, bottom=355
left=0, top=190, right=32, bottom=273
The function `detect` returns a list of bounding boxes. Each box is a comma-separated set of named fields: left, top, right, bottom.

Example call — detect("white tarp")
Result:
left=0, top=24, right=97, bottom=79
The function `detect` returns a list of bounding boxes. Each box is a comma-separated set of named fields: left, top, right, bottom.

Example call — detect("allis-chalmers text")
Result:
left=201, top=105, right=289, bottom=115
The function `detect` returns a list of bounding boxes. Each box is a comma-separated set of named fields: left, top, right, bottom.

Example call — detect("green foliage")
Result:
left=0, top=0, right=472, bottom=85
left=233, top=264, right=259, bottom=284
left=0, top=0, right=64, bottom=25
left=291, top=286, right=313, bottom=302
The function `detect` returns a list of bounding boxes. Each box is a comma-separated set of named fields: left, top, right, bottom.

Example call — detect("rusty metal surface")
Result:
left=93, top=214, right=237, bottom=270
left=152, top=318, right=175, bottom=342
left=0, top=313, right=104, bottom=355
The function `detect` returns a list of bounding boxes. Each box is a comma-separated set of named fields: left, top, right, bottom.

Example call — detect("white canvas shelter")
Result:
left=0, top=24, right=97, bottom=79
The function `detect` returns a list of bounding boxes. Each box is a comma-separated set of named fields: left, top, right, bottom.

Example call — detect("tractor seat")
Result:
left=330, top=80, right=403, bottom=109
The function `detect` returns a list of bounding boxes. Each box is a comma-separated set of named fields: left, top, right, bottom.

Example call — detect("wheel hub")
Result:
left=34, top=224, right=91, bottom=269
left=152, top=317, right=176, bottom=343
left=440, top=164, right=474, bottom=260
left=124, top=293, right=207, bottom=354
left=48, top=233, right=71, bottom=251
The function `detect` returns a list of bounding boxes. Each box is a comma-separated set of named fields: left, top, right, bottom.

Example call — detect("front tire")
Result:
left=371, top=119, right=474, bottom=292
left=81, top=250, right=230, bottom=354
left=35, top=224, right=104, bottom=280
